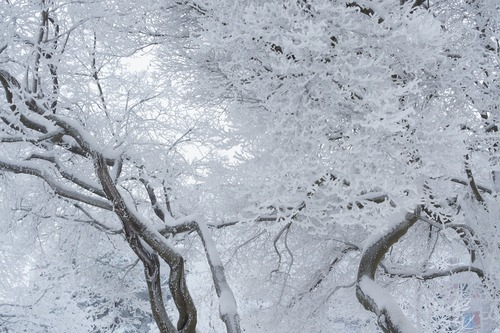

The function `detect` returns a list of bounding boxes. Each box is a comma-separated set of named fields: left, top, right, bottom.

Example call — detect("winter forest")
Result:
left=0, top=0, right=499, bottom=332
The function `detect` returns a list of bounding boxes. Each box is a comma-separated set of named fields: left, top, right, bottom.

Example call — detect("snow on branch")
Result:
left=358, top=277, right=417, bottom=333
left=0, top=157, right=113, bottom=210
left=382, top=265, right=484, bottom=280
left=195, top=215, right=241, bottom=333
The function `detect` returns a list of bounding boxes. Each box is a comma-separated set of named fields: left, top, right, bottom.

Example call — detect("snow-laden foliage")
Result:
left=165, top=0, right=500, bottom=332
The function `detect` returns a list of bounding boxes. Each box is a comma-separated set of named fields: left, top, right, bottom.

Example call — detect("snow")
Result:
left=359, top=277, right=418, bottom=333
left=219, top=288, right=238, bottom=317
left=195, top=216, right=223, bottom=267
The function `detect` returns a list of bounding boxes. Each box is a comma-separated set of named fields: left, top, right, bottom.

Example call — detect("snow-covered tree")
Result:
left=165, top=0, right=500, bottom=332
left=1, top=0, right=499, bottom=333
left=0, top=1, right=240, bottom=332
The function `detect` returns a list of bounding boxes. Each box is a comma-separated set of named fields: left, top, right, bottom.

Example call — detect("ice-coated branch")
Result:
left=138, top=177, right=167, bottom=222
left=290, top=243, right=360, bottom=307
left=195, top=216, right=241, bottom=333
left=420, top=215, right=483, bottom=264
left=356, top=208, right=420, bottom=333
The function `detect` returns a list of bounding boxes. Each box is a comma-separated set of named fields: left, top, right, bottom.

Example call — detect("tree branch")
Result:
left=0, top=157, right=113, bottom=210
left=382, top=265, right=484, bottom=280
left=464, top=154, right=484, bottom=203
left=196, top=217, right=241, bottom=333
left=92, top=151, right=197, bottom=333
left=356, top=208, right=420, bottom=333
left=450, top=177, right=492, bottom=194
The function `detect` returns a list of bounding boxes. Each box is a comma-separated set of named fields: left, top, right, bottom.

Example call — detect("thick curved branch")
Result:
left=122, top=220, right=176, bottom=333
left=356, top=209, right=420, bottom=333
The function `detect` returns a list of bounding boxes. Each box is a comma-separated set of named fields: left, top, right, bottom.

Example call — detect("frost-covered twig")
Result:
left=73, top=204, right=122, bottom=235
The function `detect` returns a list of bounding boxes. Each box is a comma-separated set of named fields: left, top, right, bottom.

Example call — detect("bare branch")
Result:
left=139, top=177, right=167, bottom=222
left=90, top=31, right=110, bottom=120
left=93, top=151, right=197, bottom=332
left=271, top=222, right=293, bottom=275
